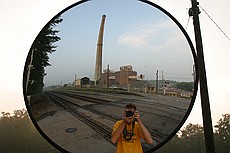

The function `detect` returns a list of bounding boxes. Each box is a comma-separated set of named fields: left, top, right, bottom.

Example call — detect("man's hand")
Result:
left=123, top=110, right=138, bottom=124
left=123, top=115, right=135, bottom=124
left=134, top=110, right=140, bottom=122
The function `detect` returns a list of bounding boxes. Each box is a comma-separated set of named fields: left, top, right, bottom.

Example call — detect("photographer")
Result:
left=111, top=103, right=153, bottom=153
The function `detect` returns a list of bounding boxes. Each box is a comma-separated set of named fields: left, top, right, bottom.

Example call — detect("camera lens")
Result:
left=126, top=110, right=134, bottom=117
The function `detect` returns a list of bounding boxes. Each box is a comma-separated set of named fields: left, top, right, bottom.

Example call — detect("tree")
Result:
left=0, top=109, right=59, bottom=153
left=154, top=124, right=206, bottom=153
left=174, top=82, right=194, bottom=92
left=214, top=114, right=230, bottom=153
left=26, top=16, right=63, bottom=95
left=154, top=136, right=184, bottom=153
left=179, top=123, right=206, bottom=153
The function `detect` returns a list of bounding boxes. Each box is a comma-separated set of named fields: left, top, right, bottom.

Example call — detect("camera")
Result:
left=126, top=110, right=134, bottom=117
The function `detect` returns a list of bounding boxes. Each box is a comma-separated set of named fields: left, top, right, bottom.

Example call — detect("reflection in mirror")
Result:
left=23, top=0, right=198, bottom=152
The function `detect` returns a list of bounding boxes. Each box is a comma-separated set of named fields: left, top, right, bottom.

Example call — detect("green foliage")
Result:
left=154, top=136, right=184, bottom=153
left=26, top=17, right=63, bottom=95
left=156, top=114, right=230, bottom=153
left=0, top=109, right=59, bottom=153
left=179, top=123, right=206, bottom=153
left=1, top=109, right=229, bottom=153
left=174, top=82, right=194, bottom=92
left=214, top=114, right=230, bottom=153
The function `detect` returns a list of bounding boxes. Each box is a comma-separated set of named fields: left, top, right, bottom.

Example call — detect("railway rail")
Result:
left=44, top=90, right=167, bottom=145
left=45, top=91, right=113, bottom=143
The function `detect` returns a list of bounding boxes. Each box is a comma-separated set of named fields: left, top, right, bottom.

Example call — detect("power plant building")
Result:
left=101, top=65, right=137, bottom=86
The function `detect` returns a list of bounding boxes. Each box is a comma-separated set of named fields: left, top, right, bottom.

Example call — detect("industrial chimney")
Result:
left=94, top=15, right=106, bottom=84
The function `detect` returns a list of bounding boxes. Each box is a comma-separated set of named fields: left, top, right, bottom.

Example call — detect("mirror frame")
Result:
left=23, top=0, right=199, bottom=152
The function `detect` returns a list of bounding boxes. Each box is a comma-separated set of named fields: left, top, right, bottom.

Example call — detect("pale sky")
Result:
left=43, top=0, right=194, bottom=86
left=0, top=0, right=229, bottom=131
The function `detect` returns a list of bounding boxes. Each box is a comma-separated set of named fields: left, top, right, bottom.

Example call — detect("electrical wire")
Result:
left=199, top=4, right=230, bottom=41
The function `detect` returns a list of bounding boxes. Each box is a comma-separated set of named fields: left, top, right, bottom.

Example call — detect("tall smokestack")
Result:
left=94, top=15, right=106, bottom=84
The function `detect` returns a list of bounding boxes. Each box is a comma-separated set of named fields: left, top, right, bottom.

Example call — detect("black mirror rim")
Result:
left=22, top=0, right=199, bottom=152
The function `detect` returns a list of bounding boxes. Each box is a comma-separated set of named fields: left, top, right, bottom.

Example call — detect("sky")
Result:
left=43, top=0, right=194, bottom=87
left=0, top=0, right=230, bottom=131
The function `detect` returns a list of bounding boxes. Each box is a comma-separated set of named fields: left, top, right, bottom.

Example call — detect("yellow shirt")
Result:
left=112, top=120, right=144, bottom=153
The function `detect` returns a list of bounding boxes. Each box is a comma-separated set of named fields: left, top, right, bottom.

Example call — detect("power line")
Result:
left=199, top=4, right=230, bottom=41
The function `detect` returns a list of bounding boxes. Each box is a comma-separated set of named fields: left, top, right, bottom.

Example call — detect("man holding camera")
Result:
left=111, top=103, right=153, bottom=153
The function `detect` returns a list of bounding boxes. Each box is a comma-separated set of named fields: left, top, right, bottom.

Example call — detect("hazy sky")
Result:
left=44, top=0, right=194, bottom=87
left=0, top=0, right=230, bottom=128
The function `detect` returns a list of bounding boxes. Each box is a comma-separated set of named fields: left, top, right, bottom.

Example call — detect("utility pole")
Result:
left=162, top=71, right=164, bottom=81
left=26, top=49, right=34, bottom=93
left=107, top=64, right=110, bottom=91
left=190, top=0, right=215, bottom=153
left=75, top=74, right=77, bottom=90
left=162, top=71, right=164, bottom=88
left=156, top=70, right=158, bottom=93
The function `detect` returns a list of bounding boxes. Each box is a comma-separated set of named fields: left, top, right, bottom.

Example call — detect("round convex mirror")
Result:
left=23, top=0, right=198, bottom=152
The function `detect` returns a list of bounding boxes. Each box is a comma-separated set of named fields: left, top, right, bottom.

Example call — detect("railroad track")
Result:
left=45, top=91, right=113, bottom=144
left=50, top=90, right=112, bottom=104
left=44, top=90, right=169, bottom=145
left=57, top=90, right=187, bottom=121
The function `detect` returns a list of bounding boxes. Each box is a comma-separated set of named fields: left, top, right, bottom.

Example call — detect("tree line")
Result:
left=0, top=109, right=59, bottom=153
left=0, top=110, right=229, bottom=153
left=24, top=16, right=62, bottom=95
left=155, top=114, right=229, bottom=153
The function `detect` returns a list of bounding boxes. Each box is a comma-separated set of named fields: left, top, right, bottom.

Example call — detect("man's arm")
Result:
left=111, top=116, right=134, bottom=144
left=135, top=111, right=153, bottom=144
left=111, top=121, right=126, bottom=144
